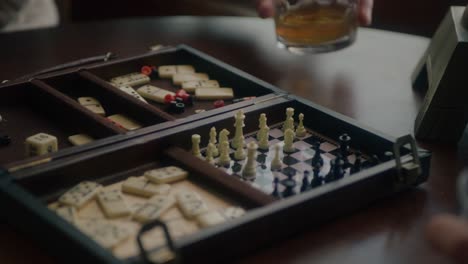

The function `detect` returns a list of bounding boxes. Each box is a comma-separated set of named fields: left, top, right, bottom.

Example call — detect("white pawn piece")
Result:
left=283, top=129, right=296, bottom=153
left=218, top=141, right=231, bottom=166
left=234, top=142, right=246, bottom=160
left=192, top=134, right=202, bottom=158
left=270, top=143, right=283, bottom=170
left=205, top=143, right=216, bottom=165
left=296, top=113, right=307, bottom=137
left=209, top=127, right=219, bottom=157
left=283, top=107, right=295, bottom=132
left=231, top=110, right=245, bottom=149
left=242, top=142, right=258, bottom=179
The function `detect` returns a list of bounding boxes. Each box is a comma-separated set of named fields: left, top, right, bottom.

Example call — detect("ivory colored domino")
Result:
left=58, top=181, right=102, bottom=208
left=68, top=134, right=94, bottom=146
left=118, top=85, right=148, bottom=103
left=182, top=80, right=220, bottom=93
left=121, top=176, right=171, bottom=198
left=172, top=73, right=209, bottom=85
left=78, top=97, right=106, bottom=116
left=107, top=114, right=142, bottom=131
left=97, top=189, right=131, bottom=218
left=54, top=206, right=77, bottom=224
left=148, top=247, right=176, bottom=264
left=223, top=207, right=246, bottom=220
left=110, top=72, right=150, bottom=87
left=195, top=87, right=234, bottom=100
left=136, top=85, right=175, bottom=104
left=158, top=65, right=195, bottom=78
left=176, top=192, right=209, bottom=219
left=77, top=218, right=130, bottom=249
left=132, top=195, right=176, bottom=223
left=144, top=166, right=188, bottom=184
left=158, top=66, right=176, bottom=78
left=196, top=210, right=226, bottom=227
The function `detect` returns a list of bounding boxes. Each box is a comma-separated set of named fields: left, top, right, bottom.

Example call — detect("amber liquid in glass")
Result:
left=275, top=2, right=357, bottom=45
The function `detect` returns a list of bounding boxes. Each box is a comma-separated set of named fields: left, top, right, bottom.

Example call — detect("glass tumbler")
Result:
left=274, top=0, right=358, bottom=54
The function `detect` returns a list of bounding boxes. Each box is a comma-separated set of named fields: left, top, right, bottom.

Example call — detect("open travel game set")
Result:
left=0, top=45, right=431, bottom=263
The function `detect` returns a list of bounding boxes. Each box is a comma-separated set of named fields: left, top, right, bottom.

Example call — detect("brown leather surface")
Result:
left=0, top=17, right=462, bottom=264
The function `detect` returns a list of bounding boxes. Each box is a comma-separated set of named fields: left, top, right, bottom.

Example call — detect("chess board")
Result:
left=205, top=123, right=377, bottom=198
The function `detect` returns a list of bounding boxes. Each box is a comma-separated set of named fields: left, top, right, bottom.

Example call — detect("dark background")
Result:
left=55, top=0, right=468, bottom=37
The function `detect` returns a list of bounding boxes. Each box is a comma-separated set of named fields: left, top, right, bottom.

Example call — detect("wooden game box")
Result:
left=0, top=45, right=431, bottom=263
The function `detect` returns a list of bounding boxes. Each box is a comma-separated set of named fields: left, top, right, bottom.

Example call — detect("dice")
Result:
left=25, top=133, right=58, bottom=157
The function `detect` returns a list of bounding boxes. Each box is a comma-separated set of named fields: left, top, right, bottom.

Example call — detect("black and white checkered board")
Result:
left=204, top=123, right=378, bottom=198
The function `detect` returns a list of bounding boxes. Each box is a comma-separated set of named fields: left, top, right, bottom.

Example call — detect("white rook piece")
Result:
left=283, top=107, right=295, bottom=132
left=271, top=143, right=283, bottom=170
left=192, top=134, right=202, bottom=158
left=296, top=113, right=307, bottom=137
left=232, top=110, right=245, bottom=149
left=242, top=141, right=258, bottom=179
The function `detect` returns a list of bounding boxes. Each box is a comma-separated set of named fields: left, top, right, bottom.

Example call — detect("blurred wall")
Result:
left=58, top=0, right=468, bottom=37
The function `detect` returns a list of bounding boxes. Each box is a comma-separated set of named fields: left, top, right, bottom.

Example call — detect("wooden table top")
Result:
left=0, top=17, right=462, bottom=264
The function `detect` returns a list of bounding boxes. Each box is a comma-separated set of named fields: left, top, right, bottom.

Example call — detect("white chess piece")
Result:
left=205, top=143, right=215, bottom=164
left=219, top=129, right=230, bottom=148
left=218, top=141, right=231, bottom=166
left=296, top=113, right=306, bottom=137
left=283, top=107, right=295, bottom=132
left=242, top=141, right=258, bottom=179
left=234, top=142, right=246, bottom=160
left=257, top=113, right=269, bottom=141
left=232, top=110, right=245, bottom=149
left=209, top=127, right=219, bottom=157
left=258, top=128, right=269, bottom=150
left=270, top=143, right=283, bottom=170
left=192, top=134, right=202, bottom=158
left=257, top=113, right=270, bottom=150
left=283, top=129, right=296, bottom=153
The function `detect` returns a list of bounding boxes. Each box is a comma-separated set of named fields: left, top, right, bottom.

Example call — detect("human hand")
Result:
left=426, top=214, right=468, bottom=262
left=255, top=0, right=374, bottom=26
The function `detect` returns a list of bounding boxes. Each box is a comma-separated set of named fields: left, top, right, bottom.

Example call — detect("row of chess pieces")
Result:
left=190, top=108, right=308, bottom=174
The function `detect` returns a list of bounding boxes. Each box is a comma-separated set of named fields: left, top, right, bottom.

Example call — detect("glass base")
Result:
left=276, top=33, right=356, bottom=54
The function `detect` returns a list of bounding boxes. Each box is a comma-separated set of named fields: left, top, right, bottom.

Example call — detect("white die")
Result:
left=25, top=133, right=58, bottom=157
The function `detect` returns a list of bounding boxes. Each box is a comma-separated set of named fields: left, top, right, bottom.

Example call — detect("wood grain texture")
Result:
left=0, top=17, right=462, bottom=264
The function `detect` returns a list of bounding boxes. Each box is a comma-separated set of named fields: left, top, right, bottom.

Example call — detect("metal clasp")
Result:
left=137, top=219, right=180, bottom=264
left=393, top=135, right=422, bottom=184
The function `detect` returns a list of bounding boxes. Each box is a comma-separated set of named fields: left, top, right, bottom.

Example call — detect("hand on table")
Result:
left=426, top=214, right=468, bottom=262
left=255, top=0, right=374, bottom=26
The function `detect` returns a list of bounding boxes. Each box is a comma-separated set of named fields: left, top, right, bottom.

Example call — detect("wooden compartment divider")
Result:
left=79, top=70, right=175, bottom=121
left=165, top=146, right=276, bottom=208
left=31, top=79, right=127, bottom=134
